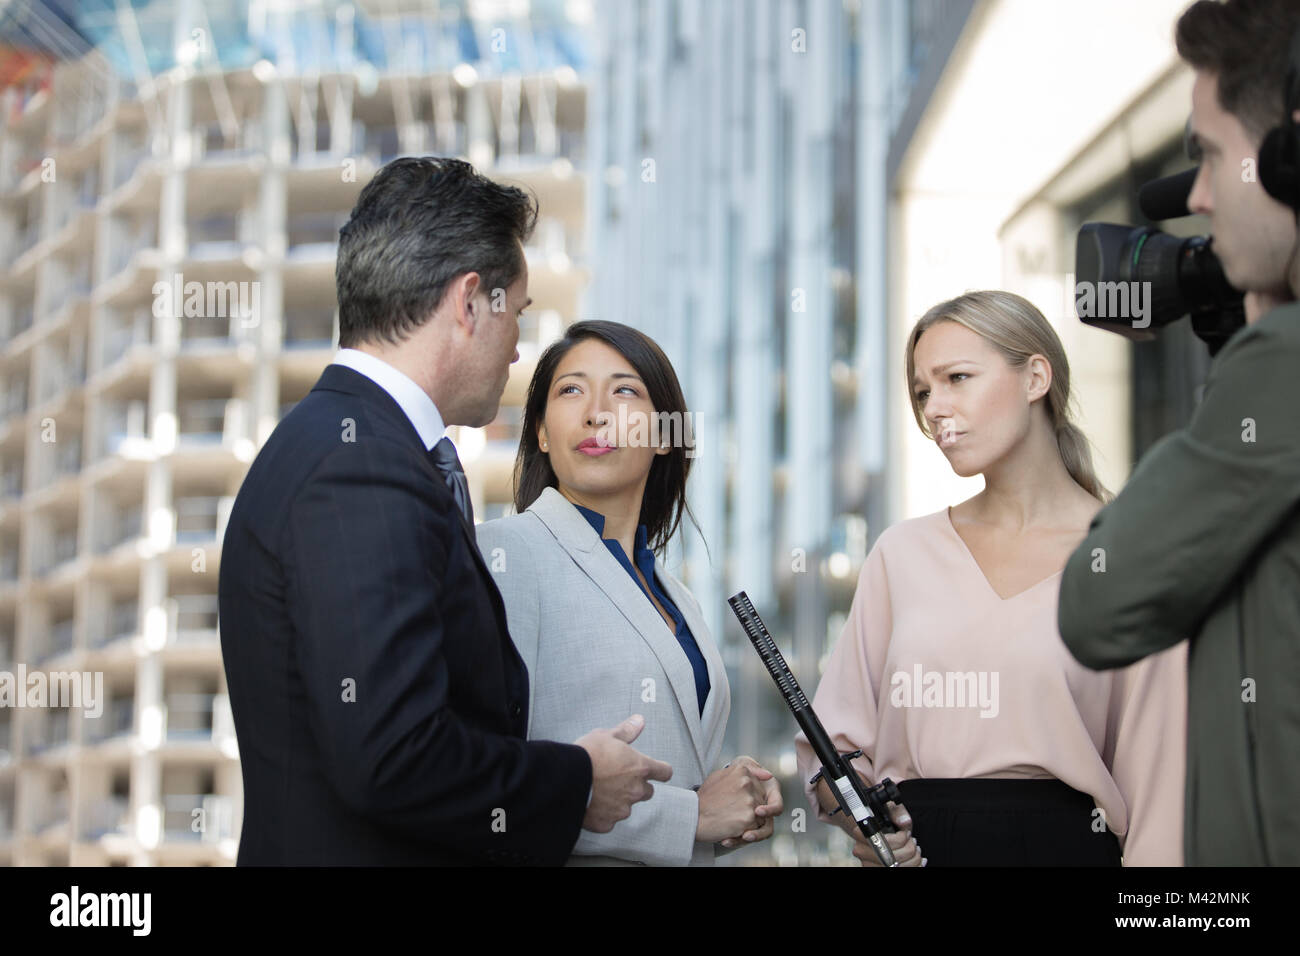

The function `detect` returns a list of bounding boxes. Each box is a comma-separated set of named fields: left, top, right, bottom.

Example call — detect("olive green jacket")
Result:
left=1059, top=302, right=1300, bottom=866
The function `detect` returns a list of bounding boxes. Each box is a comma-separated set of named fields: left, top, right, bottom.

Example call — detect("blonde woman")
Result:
left=796, top=291, right=1187, bottom=866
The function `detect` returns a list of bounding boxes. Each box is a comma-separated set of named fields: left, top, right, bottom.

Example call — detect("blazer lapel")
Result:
left=528, top=487, right=709, bottom=765
left=656, top=568, right=728, bottom=770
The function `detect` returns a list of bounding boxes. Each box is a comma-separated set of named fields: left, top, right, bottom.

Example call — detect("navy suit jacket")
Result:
left=218, top=363, right=591, bottom=865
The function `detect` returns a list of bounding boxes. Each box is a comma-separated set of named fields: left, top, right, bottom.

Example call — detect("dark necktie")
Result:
left=428, top=436, right=474, bottom=527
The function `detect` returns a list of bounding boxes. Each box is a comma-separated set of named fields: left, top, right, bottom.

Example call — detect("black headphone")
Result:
left=1259, top=26, right=1300, bottom=212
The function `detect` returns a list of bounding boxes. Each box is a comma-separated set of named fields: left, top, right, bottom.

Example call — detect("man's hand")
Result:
left=575, top=715, right=673, bottom=833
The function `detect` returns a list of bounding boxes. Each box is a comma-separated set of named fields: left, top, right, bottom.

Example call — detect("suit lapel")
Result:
left=528, top=487, right=709, bottom=766
left=312, top=364, right=514, bottom=648
left=435, top=480, right=517, bottom=676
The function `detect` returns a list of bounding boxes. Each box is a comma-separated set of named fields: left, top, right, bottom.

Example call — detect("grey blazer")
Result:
left=476, top=486, right=731, bottom=866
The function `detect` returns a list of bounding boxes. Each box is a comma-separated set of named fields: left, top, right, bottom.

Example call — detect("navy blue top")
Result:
left=573, top=504, right=710, bottom=715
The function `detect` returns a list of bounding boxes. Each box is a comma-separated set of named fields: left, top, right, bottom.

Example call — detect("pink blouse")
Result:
left=795, top=508, right=1188, bottom=866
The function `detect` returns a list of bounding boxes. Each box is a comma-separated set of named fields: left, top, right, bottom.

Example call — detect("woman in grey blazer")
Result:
left=477, top=320, right=782, bottom=866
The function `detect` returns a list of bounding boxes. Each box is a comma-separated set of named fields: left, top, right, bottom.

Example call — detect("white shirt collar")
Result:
left=331, top=348, right=445, bottom=451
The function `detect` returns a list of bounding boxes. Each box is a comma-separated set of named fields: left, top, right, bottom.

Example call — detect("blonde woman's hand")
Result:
left=850, top=800, right=925, bottom=867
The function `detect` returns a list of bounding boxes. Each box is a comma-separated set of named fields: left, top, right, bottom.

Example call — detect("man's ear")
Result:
left=450, top=271, right=483, bottom=334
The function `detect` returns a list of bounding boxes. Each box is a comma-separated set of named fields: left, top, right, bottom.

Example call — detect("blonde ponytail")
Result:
left=1055, top=420, right=1111, bottom=504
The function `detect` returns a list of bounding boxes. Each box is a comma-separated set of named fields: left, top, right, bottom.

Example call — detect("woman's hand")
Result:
left=816, top=777, right=924, bottom=866
left=696, top=756, right=784, bottom=845
left=719, top=757, right=784, bottom=847
left=850, top=800, right=924, bottom=867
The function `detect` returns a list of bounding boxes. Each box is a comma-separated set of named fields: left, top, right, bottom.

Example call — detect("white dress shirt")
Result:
left=331, top=347, right=445, bottom=451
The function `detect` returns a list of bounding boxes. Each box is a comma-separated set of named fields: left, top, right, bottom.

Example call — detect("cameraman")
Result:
left=1059, top=0, right=1300, bottom=866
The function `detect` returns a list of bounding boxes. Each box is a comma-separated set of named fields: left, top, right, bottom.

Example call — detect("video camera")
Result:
left=1074, top=167, right=1245, bottom=356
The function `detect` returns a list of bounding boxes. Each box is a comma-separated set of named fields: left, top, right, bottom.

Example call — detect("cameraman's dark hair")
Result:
left=336, top=157, right=538, bottom=348
left=514, top=320, right=701, bottom=555
left=1176, top=0, right=1300, bottom=143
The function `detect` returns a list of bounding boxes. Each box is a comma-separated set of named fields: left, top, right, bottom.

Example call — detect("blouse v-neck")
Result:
left=942, top=507, right=1065, bottom=602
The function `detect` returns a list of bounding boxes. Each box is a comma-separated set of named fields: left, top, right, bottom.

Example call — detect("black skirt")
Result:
left=894, top=778, right=1122, bottom=866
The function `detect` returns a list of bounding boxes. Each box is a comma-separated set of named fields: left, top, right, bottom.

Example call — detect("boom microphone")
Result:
left=728, top=590, right=902, bottom=866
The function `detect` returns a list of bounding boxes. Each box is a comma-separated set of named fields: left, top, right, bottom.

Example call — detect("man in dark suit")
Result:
left=218, top=157, right=671, bottom=865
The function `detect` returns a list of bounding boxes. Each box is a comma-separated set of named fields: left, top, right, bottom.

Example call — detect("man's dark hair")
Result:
left=336, top=157, right=538, bottom=348
left=514, top=320, right=702, bottom=555
left=1177, top=0, right=1300, bottom=143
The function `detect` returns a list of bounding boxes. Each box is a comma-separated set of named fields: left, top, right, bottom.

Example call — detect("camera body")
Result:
left=1074, top=219, right=1244, bottom=356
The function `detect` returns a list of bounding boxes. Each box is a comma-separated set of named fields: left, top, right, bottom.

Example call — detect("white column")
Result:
left=731, top=0, right=780, bottom=762
left=784, top=0, right=835, bottom=683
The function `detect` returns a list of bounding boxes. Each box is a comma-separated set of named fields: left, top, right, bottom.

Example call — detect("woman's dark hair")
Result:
left=336, top=156, right=538, bottom=347
left=515, top=320, right=700, bottom=554
left=1176, top=0, right=1300, bottom=143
